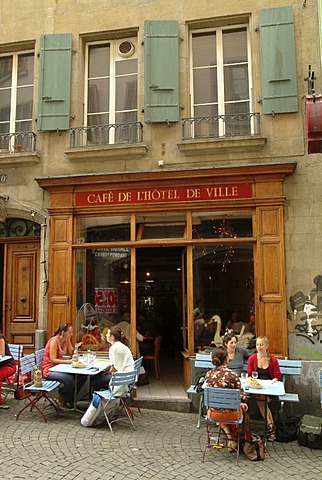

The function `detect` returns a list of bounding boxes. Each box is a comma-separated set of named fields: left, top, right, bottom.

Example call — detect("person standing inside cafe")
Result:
left=42, top=323, right=86, bottom=409
left=0, top=332, right=16, bottom=410
left=247, top=335, right=281, bottom=442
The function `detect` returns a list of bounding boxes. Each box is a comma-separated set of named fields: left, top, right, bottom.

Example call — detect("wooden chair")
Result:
left=143, top=335, right=162, bottom=379
left=202, top=387, right=244, bottom=465
left=94, top=370, right=137, bottom=436
left=16, top=353, right=60, bottom=423
left=2, top=343, right=23, bottom=400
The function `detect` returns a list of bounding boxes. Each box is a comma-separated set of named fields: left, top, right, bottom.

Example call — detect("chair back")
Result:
left=134, top=356, right=143, bottom=376
left=20, top=354, right=36, bottom=389
left=35, top=348, right=45, bottom=368
left=8, top=343, right=23, bottom=362
left=109, top=370, right=137, bottom=397
left=203, top=387, right=241, bottom=412
left=154, top=335, right=162, bottom=357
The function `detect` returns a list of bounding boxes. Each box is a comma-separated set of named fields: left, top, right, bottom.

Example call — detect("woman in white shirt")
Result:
left=91, top=326, right=134, bottom=391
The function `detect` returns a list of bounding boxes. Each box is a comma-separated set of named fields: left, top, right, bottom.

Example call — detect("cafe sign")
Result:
left=76, top=183, right=252, bottom=206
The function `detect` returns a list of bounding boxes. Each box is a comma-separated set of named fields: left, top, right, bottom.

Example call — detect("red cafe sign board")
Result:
left=76, top=184, right=252, bottom=206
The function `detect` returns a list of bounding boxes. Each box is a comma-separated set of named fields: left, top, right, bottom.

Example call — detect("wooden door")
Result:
left=3, top=241, right=40, bottom=352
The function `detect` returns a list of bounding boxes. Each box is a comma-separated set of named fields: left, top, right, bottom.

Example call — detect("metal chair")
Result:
left=143, top=335, right=162, bottom=379
left=94, top=370, right=137, bottom=436
left=35, top=348, right=45, bottom=368
left=127, top=356, right=143, bottom=416
left=2, top=343, right=23, bottom=400
left=202, top=387, right=244, bottom=465
left=16, top=353, right=60, bottom=423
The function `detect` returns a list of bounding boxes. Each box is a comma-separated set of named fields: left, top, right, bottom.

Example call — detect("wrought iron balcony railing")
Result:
left=70, top=122, right=144, bottom=148
left=181, top=113, right=261, bottom=140
left=0, top=132, right=37, bottom=153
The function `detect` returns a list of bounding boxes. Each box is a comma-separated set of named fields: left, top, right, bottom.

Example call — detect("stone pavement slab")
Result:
left=0, top=397, right=321, bottom=480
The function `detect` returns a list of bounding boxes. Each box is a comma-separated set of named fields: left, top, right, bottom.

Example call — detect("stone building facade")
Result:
left=0, top=0, right=321, bottom=411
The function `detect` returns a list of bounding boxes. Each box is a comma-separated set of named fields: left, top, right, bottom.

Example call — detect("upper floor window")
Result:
left=85, top=38, right=138, bottom=144
left=191, top=26, right=252, bottom=136
left=0, top=52, right=34, bottom=136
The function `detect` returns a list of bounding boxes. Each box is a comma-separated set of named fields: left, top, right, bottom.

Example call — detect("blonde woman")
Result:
left=247, top=335, right=281, bottom=441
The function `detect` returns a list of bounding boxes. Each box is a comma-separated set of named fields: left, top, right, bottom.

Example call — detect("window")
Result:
left=0, top=52, right=34, bottom=140
left=191, top=26, right=252, bottom=136
left=85, top=38, right=138, bottom=144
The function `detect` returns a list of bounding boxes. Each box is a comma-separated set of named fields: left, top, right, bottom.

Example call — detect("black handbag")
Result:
left=275, top=415, right=300, bottom=443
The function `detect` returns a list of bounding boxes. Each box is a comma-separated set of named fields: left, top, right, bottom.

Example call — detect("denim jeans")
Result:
left=45, top=371, right=87, bottom=405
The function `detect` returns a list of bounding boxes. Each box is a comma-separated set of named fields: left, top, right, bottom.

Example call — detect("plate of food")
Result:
left=71, top=361, right=86, bottom=368
left=246, top=378, right=263, bottom=389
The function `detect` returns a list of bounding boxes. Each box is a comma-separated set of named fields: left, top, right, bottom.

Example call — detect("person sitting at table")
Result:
left=205, top=346, right=248, bottom=452
left=0, top=332, right=16, bottom=410
left=223, top=332, right=251, bottom=376
left=42, top=323, right=86, bottom=409
left=91, top=326, right=135, bottom=391
left=247, top=335, right=281, bottom=442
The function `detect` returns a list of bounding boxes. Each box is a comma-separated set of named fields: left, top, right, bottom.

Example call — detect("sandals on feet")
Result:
left=0, top=404, right=10, bottom=409
left=267, top=423, right=276, bottom=442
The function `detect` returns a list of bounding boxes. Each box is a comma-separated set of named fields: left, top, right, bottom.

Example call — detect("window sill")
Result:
left=0, top=151, right=40, bottom=167
left=177, top=135, right=267, bottom=156
left=64, top=143, right=149, bottom=162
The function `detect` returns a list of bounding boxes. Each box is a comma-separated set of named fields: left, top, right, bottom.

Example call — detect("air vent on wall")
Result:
left=118, top=41, right=135, bottom=58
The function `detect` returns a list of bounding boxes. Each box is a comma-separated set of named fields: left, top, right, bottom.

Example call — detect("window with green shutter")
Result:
left=259, top=7, right=298, bottom=114
left=144, top=20, right=179, bottom=123
left=37, top=34, right=73, bottom=131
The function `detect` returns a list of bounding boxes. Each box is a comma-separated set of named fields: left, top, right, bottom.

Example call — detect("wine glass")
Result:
left=252, top=371, right=258, bottom=380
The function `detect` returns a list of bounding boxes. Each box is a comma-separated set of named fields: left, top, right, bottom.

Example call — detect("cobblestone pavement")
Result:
left=0, top=397, right=321, bottom=480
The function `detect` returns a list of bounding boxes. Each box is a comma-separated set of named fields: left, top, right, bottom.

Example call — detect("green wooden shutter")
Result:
left=259, top=7, right=298, bottom=114
left=37, top=34, right=72, bottom=131
left=144, top=20, right=179, bottom=123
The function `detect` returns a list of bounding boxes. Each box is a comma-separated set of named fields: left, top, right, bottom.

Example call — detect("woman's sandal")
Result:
left=0, top=404, right=10, bottom=409
left=267, top=423, right=276, bottom=442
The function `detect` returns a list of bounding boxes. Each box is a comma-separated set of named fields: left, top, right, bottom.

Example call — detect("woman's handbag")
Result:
left=243, top=412, right=265, bottom=461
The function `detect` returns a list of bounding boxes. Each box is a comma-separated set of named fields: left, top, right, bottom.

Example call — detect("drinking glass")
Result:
left=241, top=372, right=247, bottom=381
left=252, top=371, right=258, bottom=380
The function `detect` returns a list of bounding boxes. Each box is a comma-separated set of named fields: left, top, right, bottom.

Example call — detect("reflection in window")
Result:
left=192, top=213, right=252, bottom=239
left=76, top=216, right=130, bottom=243
left=75, top=247, right=130, bottom=352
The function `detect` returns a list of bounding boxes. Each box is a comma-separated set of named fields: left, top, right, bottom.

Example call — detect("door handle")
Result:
left=20, top=296, right=27, bottom=303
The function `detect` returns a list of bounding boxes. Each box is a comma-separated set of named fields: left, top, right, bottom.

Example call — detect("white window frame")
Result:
left=0, top=50, right=34, bottom=146
left=189, top=24, right=254, bottom=136
left=84, top=38, right=138, bottom=144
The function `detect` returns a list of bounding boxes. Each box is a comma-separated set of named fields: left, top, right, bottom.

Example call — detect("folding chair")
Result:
left=16, top=353, right=60, bottom=423
left=202, top=387, right=244, bottom=465
left=2, top=343, right=23, bottom=400
left=127, top=356, right=143, bottom=416
left=35, top=348, right=45, bottom=368
left=94, top=370, right=137, bottom=436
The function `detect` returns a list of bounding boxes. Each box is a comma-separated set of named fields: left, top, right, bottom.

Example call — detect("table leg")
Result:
left=263, top=397, right=268, bottom=451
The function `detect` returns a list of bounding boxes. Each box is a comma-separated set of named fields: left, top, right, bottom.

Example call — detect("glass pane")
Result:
left=74, top=247, right=130, bottom=352
left=0, top=90, right=11, bottom=122
left=114, top=112, right=138, bottom=143
left=136, top=213, right=186, bottom=239
left=76, top=216, right=131, bottom=243
left=192, top=212, right=253, bottom=239
left=88, top=78, right=109, bottom=114
left=15, top=120, right=32, bottom=133
left=0, top=122, right=10, bottom=135
left=192, top=32, right=216, bottom=68
left=88, top=45, right=110, bottom=78
left=115, top=74, right=137, bottom=111
left=116, top=59, right=137, bottom=76
left=17, top=53, right=34, bottom=86
left=16, top=86, right=33, bottom=120
left=224, top=102, right=250, bottom=135
left=193, top=68, right=217, bottom=105
left=0, top=56, right=13, bottom=87
left=193, top=105, right=219, bottom=138
left=223, top=28, right=247, bottom=64
left=224, top=65, right=249, bottom=102
left=87, top=113, right=109, bottom=127
left=193, top=243, right=254, bottom=348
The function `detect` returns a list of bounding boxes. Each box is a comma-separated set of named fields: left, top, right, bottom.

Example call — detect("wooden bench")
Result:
left=187, top=352, right=302, bottom=427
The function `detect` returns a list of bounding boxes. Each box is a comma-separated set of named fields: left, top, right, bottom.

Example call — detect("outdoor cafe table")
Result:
left=241, top=378, right=285, bottom=449
left=49, top=359, right=111, bottom=413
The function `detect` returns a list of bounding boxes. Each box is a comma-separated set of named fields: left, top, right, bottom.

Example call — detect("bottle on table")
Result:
left=72, top=346, right=79, bottom=362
